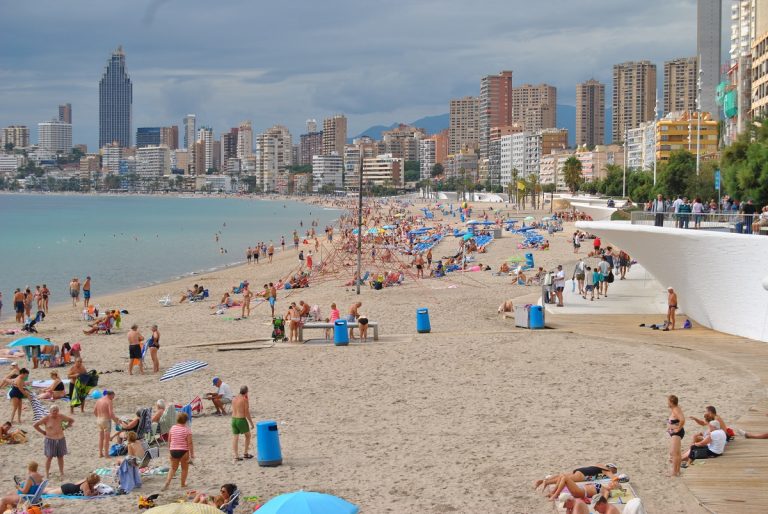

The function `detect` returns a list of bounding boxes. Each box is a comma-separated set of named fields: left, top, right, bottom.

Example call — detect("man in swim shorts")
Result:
left=82, top=276, right=91, bottom=308
left=127, top=324, right=145, bottom=375
left=93, top=391, right=120, bottom=458
left=231, top=386, right=254, bottom=462
left=33, top=405, right=74, bottom=478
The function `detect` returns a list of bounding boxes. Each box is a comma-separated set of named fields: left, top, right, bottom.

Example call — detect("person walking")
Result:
left=231, top=386, right=255, bottom=462
left=651, top=194, right=666, bottom=227
left=554, top=265, right=565, bottom=307
left=69, top=277, right=80, bottom=307
left=33, top=405, right=74, bottom=478
left=163, top=412, right=194, bottom=490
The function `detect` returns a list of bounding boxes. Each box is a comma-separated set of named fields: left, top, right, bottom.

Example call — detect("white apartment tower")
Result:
left=38, top=120, right=72, bottom=153
left=183, top=114, right=196, bottom=150
left=237, top=121, right=253, bottom=158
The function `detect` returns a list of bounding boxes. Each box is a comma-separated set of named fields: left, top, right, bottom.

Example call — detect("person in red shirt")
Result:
left=593, top=236, right=601, bottom=253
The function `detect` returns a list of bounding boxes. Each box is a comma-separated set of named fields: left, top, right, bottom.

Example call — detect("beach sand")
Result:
left=0, top=201, right=759, bottom=513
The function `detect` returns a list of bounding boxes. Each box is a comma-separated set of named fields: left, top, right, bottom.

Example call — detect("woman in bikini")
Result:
left=667, top=394, right=685, bottom=476
left=547, top=473, right=620, bottom=501
left=534, top=464, right=617, bottom=491
left=0, top=461, right=44, bottom=512
left=39, top=371, right=66, bottom=400
left=9, top=368, right=30, bottom=423
left=46, top=473, right=100, bottom=496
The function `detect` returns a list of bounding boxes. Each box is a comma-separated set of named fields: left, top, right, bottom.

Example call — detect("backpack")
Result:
left=606, top=270, right=614, bottom=283
left=109, top=443, right=127, bottom=456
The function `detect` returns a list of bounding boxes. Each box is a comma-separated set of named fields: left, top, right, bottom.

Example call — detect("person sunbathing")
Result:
left=112, top=410, right=142, bottom=442
left=534, top=464, right=618, bottom=491
left=152, top=400, right=166, bottom=424
left=82, top=311, right=114, bottom=335
left=547, top=474, right=620, bottom=501
left=514, top=269, right=528, bottom=285
left=193, top=483, right=237, bottom=508
left=0, top=461, right=44, bottom=512
left=690, top=405, right=732, bottom=439
left=45, top=473, right=101, bottom=496
left=38, top=371, right=66, bottom=400
left=498, top=262, right=511, bottom=274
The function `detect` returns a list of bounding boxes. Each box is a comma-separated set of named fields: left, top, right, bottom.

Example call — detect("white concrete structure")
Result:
left=237, top=121, right=253, bottom=158
left=101, top=144, right=123, bottom=174
left=312, top=153, right=344, bottom=191
left=0, top=154, right=25, bottom=173
left=38, top=120, right=72, bottom=153
left=576, top=221, right=768, bottom=342
left=137, top=145, right=171, bottom=178
left=570, top=202, right=617, bottom=221
left=362, top=154, right=403, bottom=187
left=626, top=120, right=656, bottom=170
left=419, top=138, right=436, bottom=181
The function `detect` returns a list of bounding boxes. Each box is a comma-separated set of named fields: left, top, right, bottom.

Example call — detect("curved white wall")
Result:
left=576, top=222, right=768, bottom=342
left=571, top=202, right=617, bottom=221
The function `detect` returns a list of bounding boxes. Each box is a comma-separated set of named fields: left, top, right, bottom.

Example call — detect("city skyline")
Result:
left=0, top=1, right=731, bottom=150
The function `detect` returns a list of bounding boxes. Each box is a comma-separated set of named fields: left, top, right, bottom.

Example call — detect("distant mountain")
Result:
left=352, top=106, right=613, bottom=146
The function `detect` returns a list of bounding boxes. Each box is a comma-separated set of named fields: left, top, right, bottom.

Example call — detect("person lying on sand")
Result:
left=548, top=474, right=621, bottom=501
left=192, top=483, right=237, bottom=508
left=534, top=464, right=618, bottom=491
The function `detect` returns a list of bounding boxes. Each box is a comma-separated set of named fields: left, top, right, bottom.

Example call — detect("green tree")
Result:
left=104, top=174, right=122, bottom=191
left=431, top=163, right=444, bottom=177
left=562, top=156, right=583, bottom=193
left=601, top=164, right=625, bottom=197
left=721, top=120, right=768, bottom=205
left=404, top=169, right=420, bottom=182
left=660, top=150, right=696, bottom=197
left=288, top=164, right=312, bottom=174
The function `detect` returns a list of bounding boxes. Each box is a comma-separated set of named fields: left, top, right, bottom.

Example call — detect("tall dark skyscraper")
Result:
left=99, top=46, right=132, bottom=148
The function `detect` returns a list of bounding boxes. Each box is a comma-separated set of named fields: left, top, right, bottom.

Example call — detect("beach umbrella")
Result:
left=367, top=228, right=378, bottom=234
left=7, top=336, right=55, bottom=348
left=462, top=233, right=473, bottom=241
left=524, top=216, right=535, bottom=221
left=258, top=491, right=359, bottom=514
left=382, top=225, right=396, bottom=230
left=146, top=504, right=221, bottom=514
left=160, top=360, right=208, bottom=382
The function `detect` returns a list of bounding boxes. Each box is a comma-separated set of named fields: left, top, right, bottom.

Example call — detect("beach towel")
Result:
left=117, top=458, right=141, bottom=492
left=136, top=408, right=153, bottom=439
left=70, top=372, right=96, bottom=409
left=29, top=393, right=49, bottom=422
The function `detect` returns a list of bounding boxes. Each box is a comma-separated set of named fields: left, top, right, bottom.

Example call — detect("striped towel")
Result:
left=30, top=393, right=49, bottom=422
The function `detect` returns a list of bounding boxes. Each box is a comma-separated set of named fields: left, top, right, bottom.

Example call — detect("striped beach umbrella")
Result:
left=160, top=360, right=208, bottom=382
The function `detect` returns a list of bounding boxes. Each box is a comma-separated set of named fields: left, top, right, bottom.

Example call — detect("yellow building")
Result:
left=656, top=111, right=718, bottom=162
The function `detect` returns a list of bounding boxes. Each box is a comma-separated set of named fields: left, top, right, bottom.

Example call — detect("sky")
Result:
left=0, top=0, right=729, bottom=150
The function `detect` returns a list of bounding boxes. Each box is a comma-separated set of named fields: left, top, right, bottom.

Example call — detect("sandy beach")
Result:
left=0, top=198, right=760, bottom=513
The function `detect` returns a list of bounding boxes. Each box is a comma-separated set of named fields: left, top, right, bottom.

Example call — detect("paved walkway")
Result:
left=544, top=263, right=673, bottom=316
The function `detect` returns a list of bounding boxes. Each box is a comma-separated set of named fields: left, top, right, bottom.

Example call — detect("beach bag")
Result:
left=606, top=270, right=614, bottom=283
left=109, top=443, right=127, bottom=456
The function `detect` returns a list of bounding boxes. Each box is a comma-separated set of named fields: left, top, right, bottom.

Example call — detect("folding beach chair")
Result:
left=219, top=488, right=241, bottom=514
left=18, top=478, right=48, bottom=509
left=149, top=404, right=176, bottom=447
left=135, top=407, right=153, bottom=441
left=158, top=295, right=172, bottom=307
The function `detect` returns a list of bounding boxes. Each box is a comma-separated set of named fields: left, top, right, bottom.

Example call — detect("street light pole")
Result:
left=623, top=128, right=627, bottom=198
left=653, top=96, right=658, bottom=186
left=696, top=62, right=702, bottom=176
left=355, top=153, right=363, bottom=295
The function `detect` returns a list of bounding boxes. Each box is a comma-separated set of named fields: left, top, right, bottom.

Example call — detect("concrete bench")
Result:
left=298, top=321, right=379, bottom=342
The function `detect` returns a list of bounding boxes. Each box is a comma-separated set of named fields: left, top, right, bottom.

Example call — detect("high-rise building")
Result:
left=299, top=131, right=323, bottom=166
left=38, top=120, right=72, bottom=153
left=136, top=127, right=161, bottom=148
left=511, top=83, right=557, bottom=131
left=183, top=114, right=196, bottom=150
left=322, top=115, right=347, bottom=156
left=237, top=121, right=253, bottom=158
left=449, top=96, right=479, bottom=154
left=576, top=80, right=605, bottom=148
left=312, top=153, right=344, bottom=191
left=137, top=145, right=171, bottom=179
left=98, top=46, right=132, bottom=148
left=3, top=125, right=30, bottom=149
left=697, top=0, right=721, bottom=120
left=612, top=61, right=657, bottom=143
left=101, top=143, right=123, bottom=175
left=656, top=111, right=719, bottom=162
left=626, top=121, right=657, bottom=170
left=361, top=154, right=403, bottom=186
left=221, top=128, right=239, bottom=168
left=256, top=125, right=293, bottom=191
left=663, top=57, right=698, bottom=115
left=160, top=126, right=179, bottom=150
left=752, top=32, right=768, bottom=119
left=58, top=103, right=72, bottom=124
left=727, top=0, right=760, bottom=140
left=479, top=71, right=513, bottom=160
left=381, top=124, right=425, bottom=161
left=306, top=119, right=318, bottom=133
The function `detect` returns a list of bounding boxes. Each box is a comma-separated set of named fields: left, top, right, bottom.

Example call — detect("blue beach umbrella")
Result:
left=7, top=336, right=55, bottom=348
left=462, top=233, right=473, bottom=241
left=257, top=491, right=359, bottom=514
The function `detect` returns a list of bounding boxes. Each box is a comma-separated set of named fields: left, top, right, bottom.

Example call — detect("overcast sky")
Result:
left=0, top=0, right=728, bottom=150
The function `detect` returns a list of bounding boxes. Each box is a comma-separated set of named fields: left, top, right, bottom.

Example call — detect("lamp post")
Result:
left=355, top=154, right=363, bottom=295
left=653, top=96, right=658, bottom=186
left=622, top=128, right=627, bottom=198
left=696, top=62, right=702, bottom=176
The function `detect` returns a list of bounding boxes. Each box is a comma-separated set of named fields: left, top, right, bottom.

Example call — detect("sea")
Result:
left=0, top=194, right=339, bottom=311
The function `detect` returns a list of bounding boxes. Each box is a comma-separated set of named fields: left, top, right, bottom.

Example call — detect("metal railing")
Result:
left=630, top=211, right=764, bottom=233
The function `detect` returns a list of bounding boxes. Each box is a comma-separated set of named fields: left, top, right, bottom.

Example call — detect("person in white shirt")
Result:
left=206, top=377, right=233, bottom=416
left=598, top=257, right=611, bottom=296
left=681, top=420, right=726, bottom=466
left=672, top=195, right=684, bottom=228
left=554, top=265, right=566, bottom=307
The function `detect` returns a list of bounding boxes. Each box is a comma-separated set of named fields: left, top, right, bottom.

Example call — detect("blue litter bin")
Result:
left=525, top=253, right=535, bottom=268
left=334, top=319, right=349, bottom=346
left=416, top=308, right=431, bottom=333
left=529, top=305, right=545, bottom=329
left=256, top=420, right=282, bottom=467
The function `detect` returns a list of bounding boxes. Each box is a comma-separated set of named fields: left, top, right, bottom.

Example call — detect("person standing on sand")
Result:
left=93, top=391, right=120, bottom=458
left=348, top=302, right=362, bottom=339
left=306, top=251, right=313, bottom=270
left=246, top=247, right=252, bottom=264
left=33, top=405, right=73, bottom=478
left=41, top=284, right=50, bottom=313
left=231, top=386, right=255, bottom=462
left=269, top=283, right=277, bottom=317
left=293, top=230, right=299, bottom=250
left=69, top=277, right=80, bottom=307
left=24, top=288, right=33, bottom=319
left=82, top=276, right=91, bottom=308
left=667, top=394, right=685, bottom=477
left=280, top=235, right=285, bottom=252
left=147, top=324, right=161, bottom=373
left=241, top=287, right=252, bottom=319
left=163, top=412, right=194, bottom=491
left=127, top=324, right=145, bottom=375
left=268, top=242, right=274, bottom=263
left=665, top=287, right=678, bottom=331
left=13, top=289, right=24, bottom=323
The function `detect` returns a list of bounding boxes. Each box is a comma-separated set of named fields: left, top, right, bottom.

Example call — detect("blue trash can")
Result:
left=416, top=308, right=431, bottom=333
left=525, top=253, right=534, bottom=268
left=529, top=305, right=545, bottom=329
left=256, top=420, right=282, bottom=467
left=334, top=319, right=349, bottom=346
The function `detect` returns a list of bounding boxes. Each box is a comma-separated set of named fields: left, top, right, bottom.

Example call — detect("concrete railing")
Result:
left=630, top=211, right=762, bottom=233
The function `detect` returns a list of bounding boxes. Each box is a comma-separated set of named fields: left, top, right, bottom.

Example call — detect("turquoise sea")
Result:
left=0, top=194, right=339, bottom=312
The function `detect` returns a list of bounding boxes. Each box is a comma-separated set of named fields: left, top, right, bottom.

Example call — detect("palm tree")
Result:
left=562, top=156, right=583, bottom=194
